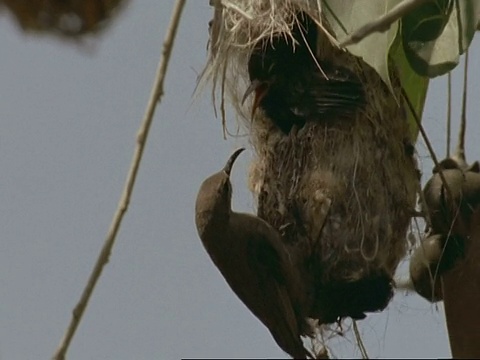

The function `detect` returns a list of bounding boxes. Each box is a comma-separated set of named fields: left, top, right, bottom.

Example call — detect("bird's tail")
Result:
left=272, top=329, right=316, bottom=359
left=268, top=294, right=317, bottom=359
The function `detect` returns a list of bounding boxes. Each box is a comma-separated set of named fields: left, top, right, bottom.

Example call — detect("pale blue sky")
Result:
left=0, top=2, right=478, bottom=359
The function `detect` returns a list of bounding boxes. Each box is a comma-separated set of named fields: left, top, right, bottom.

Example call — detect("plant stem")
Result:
left=51, top=1, right=186, bottom=358
left=443, top=208, right=480, bottom=358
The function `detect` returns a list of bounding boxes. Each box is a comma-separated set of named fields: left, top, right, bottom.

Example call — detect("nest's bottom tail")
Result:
left=311, top=271, right=393, bottom=324
left=270, top=327, right=316, bottom=359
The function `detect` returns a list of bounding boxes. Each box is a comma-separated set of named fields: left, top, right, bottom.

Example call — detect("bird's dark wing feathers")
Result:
left=306, top=74, right=365, bottom=114
left=246, top=227, right=290, bottom=286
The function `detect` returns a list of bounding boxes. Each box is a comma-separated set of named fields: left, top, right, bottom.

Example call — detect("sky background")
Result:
left=0, top=2, right=479, bottom=359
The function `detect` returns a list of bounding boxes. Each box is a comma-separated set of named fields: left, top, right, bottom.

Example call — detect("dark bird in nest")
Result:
left=242, top=14, right=365, bottom=135
left=195, top=148, right=315, bottom=359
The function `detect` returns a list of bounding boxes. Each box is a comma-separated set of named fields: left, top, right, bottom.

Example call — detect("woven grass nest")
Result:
left=201, top=0, right=419, bottom=329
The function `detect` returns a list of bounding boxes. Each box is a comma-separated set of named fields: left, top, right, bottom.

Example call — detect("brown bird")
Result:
left=242, top=13, right=365, bottom=135
left=195, top=148, right=314, bottom=359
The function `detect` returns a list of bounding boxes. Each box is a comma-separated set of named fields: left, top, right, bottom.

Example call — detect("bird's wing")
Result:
left=291, top=66, right=365, bottom=119
left=243, top=216, right=309, bottom=319
left=240, top=214, right=296, bottom=286
left=244, top=223, right=312, bottom=359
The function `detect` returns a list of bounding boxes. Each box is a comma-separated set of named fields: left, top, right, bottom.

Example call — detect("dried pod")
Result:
left=409, top=234, right=464, bottom=302
left=422, top=165, right=480, bottom=237
left=467, top=161, right=480, bottom=173
left=1, top=0, right=125, bottom=37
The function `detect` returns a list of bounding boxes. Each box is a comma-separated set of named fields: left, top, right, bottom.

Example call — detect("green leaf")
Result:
left=323, top=0, right=403, bottom=94
left=390, top=33, right=429, bottom=141
left=403, top=0, right=480, bottom=77
left=403, top=0, right=453, bottom=43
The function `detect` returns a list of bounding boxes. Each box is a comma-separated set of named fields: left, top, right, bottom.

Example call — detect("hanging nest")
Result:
left=201, top=0, right=419, bottom=334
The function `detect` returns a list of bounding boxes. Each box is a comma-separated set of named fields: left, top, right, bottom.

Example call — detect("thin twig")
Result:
left=340, top=0, right=430, bottom=47
left=352, top=320, right=369, bottom=359
left=446, top=72, right=452, bottom=157
left=443, top=209, right=480, bottom=358
left=221, top=0, right=253, bottom=20
left=418, top=179, right=433, bottom=229
left=455, top=49, right=468, bottom=163
left=51, top=1, right=186, bottom=359
left=401, top=87, right=455, bottom=207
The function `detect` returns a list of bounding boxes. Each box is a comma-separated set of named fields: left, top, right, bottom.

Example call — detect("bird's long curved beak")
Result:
left=223, top=148, right=245, bottom=176
left=242, top=80, right=268, bottom=119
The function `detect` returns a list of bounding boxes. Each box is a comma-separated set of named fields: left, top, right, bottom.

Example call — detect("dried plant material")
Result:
left=422, top=158, right=480, bottom=239
left=1, top=0, right=126, bottom=37
left=199, top=0, right=330, bottom=120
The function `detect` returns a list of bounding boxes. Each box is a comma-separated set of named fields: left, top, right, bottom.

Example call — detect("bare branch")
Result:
left=340, top=0, right=430, bottom=47
left=51, top=1, right=186, bottom=359
left=446, top=72, right=452, bottom=157
left=352, top=320, right=369, bottom=359
left=454, top=50, right=468, bottom=164
left=401, top=87, right=455, bottom=207
left=443, top=208, right=480, bottom=358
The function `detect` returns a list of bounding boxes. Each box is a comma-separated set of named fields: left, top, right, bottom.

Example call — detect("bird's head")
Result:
left=241, top=49, right=277, bottom=119
left=241, top=13, right=318, bottom=119
left=195, top=148, right=245, bottom=232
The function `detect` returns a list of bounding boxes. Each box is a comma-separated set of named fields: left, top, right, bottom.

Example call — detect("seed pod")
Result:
left=422, top=166, right=480, bottom=237
left=409, top=234, right=464, bottom=302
